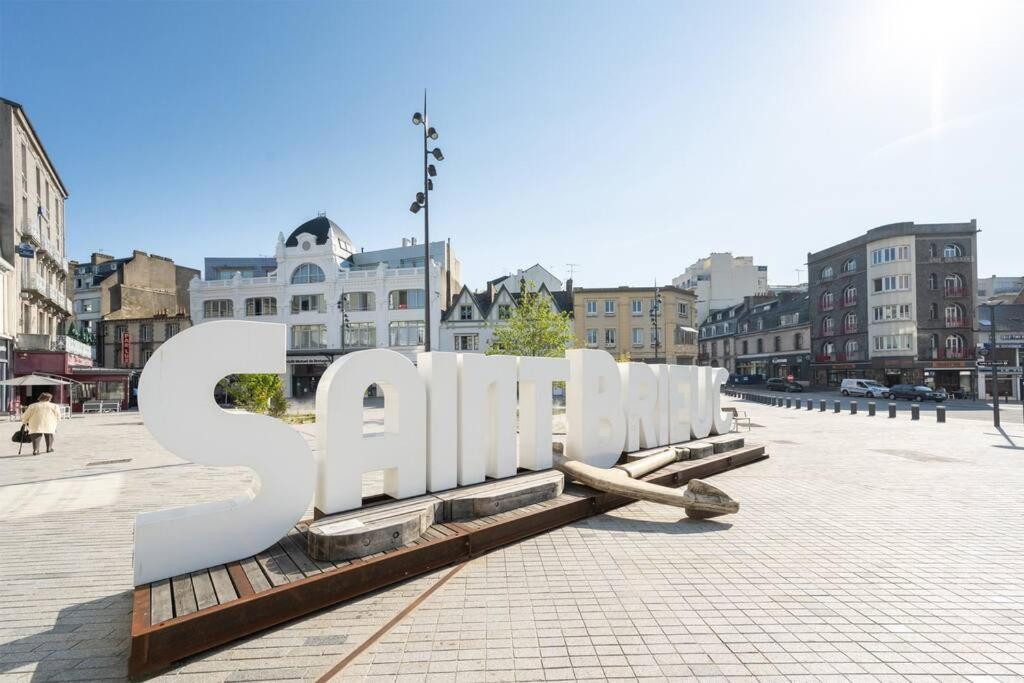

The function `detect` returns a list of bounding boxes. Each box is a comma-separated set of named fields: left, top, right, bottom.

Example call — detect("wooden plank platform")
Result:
left=129, top=440, right=767, bottom=678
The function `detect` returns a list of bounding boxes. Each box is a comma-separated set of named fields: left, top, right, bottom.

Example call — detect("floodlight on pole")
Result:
left=408, top=89, right=444, bottom=351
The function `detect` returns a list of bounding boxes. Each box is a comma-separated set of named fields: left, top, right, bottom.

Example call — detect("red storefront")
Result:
left=13, top=350, right=133, bottom=411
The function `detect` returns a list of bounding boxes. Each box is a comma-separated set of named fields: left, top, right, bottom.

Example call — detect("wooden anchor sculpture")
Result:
left=553, top=447, right=739, bottom=519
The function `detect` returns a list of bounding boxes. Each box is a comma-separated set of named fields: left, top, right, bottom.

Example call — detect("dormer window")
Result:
left=498, top=304, right=512, bottom=320
left=459, top=305, right=473, bottom=320
left=291, top=263, right=325, bottom=284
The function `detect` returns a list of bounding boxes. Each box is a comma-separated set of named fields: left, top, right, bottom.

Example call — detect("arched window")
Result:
left=945, top=333, right=965, bottom=358
left=944, top=273, right=965, bottom=296
left=943, top=243, right=964, bottom=258
left=945, top=303, right=964, bottom=327
left=842, top=258, right=857, bottom=273
left=821, top=316, right=834, bottom=336
left=820, top=265, right=834, bottom=281
left=843, top=312, right=857, bottom=334
left=929, top=303, right=938, bottom=319
left=842, top=285, right=857, bottom=307
left=928, top=273, right=938, bottom=290
left=794, top=333, right=803, bottom=350
left=844, top=339, right=859, bottom=358
left=291, top=263, right=325, bottom=284
left=773, top=336, right=781, bottom=352
left=820, top=291, right=834, bottom=311
left=821, top=341, right=835, bottom=360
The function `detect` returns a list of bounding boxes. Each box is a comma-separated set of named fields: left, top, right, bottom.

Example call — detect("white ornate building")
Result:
left=190, top=216, right=460, bottom=399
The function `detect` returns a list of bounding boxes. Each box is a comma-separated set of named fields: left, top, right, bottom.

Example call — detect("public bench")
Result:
left=82, top=400, right=122, bottom=414
left=723, top=406, right=751, bottom=431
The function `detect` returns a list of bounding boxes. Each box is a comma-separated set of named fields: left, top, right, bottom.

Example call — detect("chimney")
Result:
left=565, top=278, right=573, bottom=294
left=411, top=237, right=417, bottom=246
left=402, top=238, right=410, bottom=247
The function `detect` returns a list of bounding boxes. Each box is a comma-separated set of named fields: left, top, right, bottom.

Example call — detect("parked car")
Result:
left=840, top=378, right=891, bottom=398
left=728, top=373, right=766, bottom=386
left=889, top=384, right=947, bottom=402
left=767, top=378, right=804, bottom=392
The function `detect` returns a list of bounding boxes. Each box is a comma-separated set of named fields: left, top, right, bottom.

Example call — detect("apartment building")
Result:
left=808, top=220, right=979, bottom=393
left=439, top=264, right=572, bottom=354
left=572, top=286, right=697, bottom=364
left=733, top=292, right=812, bottom=382
left=672, top=252, right=768, bottom=323
left=190, top=216, right=461, bottom=399
left=0, top=98, right=75, bottom=410
left=71, top=251, right=199, bottom=367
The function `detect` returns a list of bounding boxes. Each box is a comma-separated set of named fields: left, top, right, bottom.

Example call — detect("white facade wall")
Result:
left=673, top=252, right=768, bottom=323
left=190, top=228, right=443, bottom=397
left=866, top=236, right=917, bottom=359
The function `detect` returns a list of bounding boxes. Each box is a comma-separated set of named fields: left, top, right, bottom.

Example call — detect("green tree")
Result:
left=224, top=373, right=288, bottom=417
left=487, top=283, right=575, bottom=357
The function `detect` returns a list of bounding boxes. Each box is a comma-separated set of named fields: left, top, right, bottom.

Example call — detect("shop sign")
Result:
left=121, top=332, right=131, bottom=366
left=133, top=321, right=735, bottom=585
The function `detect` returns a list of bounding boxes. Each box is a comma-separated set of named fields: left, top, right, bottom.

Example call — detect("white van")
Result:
left=840, top=378, right=891, bottom=398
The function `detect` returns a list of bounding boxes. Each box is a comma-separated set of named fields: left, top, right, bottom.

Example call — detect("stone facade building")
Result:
left=572, top=286, right=697, bottom=364
left=190, top=216, right=461, bottom=399
left=71, top=251, right=199, bottom=367
left=808, top=220, right=979, bottom=393
left=733, top=292, right=812, bottom=382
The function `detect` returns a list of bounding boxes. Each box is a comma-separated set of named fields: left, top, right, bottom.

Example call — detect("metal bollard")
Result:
left=850, top=402, right=858, bottom=415
left=911, top=404, right=920, bottom=420
left=888, top=403, right=896, bottom=418
left=785, top=398, right=792, bottom=408
left=819, top=399, right=826, bottom=411
left=807, top=400, right=813, bottom=411
left=937, top=405, right=946, bottom=423
left=868, top=401, right=875, bottom=416
left=793, top=398, right=801, bottom=409
left=833, top=400, right=841, bottom=413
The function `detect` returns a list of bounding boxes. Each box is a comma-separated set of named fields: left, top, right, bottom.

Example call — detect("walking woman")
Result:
left=21, top=392, right=61, bottom=455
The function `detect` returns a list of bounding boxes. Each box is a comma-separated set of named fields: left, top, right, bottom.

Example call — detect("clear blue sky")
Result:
left=1, top=0, right=1022, bottom=289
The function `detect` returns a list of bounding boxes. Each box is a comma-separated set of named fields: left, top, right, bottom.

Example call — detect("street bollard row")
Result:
left=724, top=388, right=948, bottom=424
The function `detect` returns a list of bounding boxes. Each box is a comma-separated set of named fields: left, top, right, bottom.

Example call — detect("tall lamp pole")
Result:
left=337, top=291, right=349, bottom=356
left=409, top=91, right=444, bottom=352
left=650, top=284, right=663, bottom=363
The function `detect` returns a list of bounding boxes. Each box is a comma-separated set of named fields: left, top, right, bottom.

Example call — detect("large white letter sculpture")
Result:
left=517, top=356, right=570, bottom=470
left=565, top=349, right=626, bottom=468
left=316, top=349, right=426, bottom=514
left=689, top=366, right=714, bottom=439
left=418, top=352, right=458, bottom=492
left=135, top=321, right=315, bottom=585
left=709, top=368, right=734, bottom=435
left=666, top=365, right=693, bottom=443
left=458, top=354, right=518, bottom=482
left=619, top=362, right=659, bottom=452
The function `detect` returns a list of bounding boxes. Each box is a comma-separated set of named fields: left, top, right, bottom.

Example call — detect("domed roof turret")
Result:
left=285, top=216, right=354, bottom=251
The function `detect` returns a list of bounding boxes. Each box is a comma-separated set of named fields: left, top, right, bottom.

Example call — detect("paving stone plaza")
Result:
left=1, top=400, right=1023, bottom=682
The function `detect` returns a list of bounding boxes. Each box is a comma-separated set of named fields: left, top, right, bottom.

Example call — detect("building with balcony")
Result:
left=733, top=292, right=811, bottom=382
left=572, top=285, right=697, bottom=364
left=0, top=98, right=74, bottom=409
left=672, top=252, right=769, bottom=323
left=190, top=216, right=461, bottom=399
left=0, top=100, right=71, bottom=326
left=70, top=250, right=199, bottom=366
left=808, top=220, right=979, bottom=392
left=439, top=264, right=572, bottom=354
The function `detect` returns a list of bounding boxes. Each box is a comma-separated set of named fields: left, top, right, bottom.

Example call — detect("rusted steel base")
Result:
left=129, top=444, right=767, bottom=679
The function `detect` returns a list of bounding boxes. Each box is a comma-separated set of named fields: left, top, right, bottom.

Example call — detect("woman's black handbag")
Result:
left=11, top=426, right=30, bottom=443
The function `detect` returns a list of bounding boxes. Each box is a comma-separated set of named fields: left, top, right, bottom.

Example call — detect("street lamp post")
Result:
left=650, top=285, right=663, bottom=363
left=337, top=293, right=349, bottom=356
left=409, top=91, right=443, bottom=352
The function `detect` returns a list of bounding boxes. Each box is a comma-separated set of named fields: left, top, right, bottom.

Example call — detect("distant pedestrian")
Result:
left=21, top=392, right=60, bottom=455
